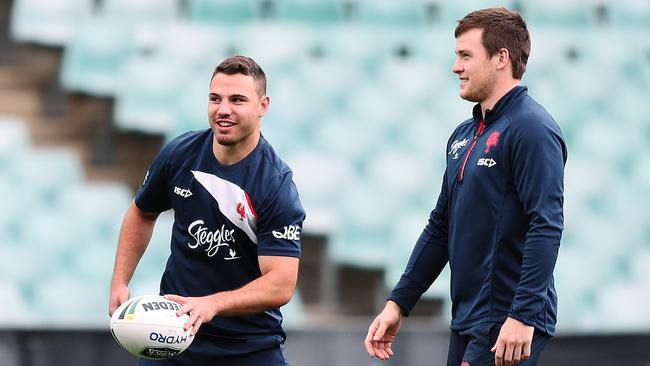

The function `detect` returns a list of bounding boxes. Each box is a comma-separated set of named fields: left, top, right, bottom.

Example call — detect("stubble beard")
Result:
left=460, top=72, right=495, bottom=103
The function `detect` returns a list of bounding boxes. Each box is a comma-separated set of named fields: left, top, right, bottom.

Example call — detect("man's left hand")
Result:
left=491, top=316, right=534, bottom=366
left=164, top=294, right=219, bottom=336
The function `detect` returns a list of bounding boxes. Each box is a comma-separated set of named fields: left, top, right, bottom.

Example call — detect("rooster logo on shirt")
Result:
left=484, top=131, right=500, bottom=153
left=236, top=203, right=246, bottom=221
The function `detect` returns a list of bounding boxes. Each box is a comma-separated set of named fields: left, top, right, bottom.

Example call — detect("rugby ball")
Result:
left=110, top=295, right=194, bottom=359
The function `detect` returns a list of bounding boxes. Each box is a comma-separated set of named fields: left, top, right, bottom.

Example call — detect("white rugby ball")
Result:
left=110, top=295, right=194, bottom=359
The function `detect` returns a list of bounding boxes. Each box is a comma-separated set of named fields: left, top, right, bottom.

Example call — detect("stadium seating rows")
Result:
left=5, top=0, right=650, bottom=331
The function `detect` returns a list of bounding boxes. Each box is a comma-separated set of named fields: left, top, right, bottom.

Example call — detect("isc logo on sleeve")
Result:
left=174, top=186, right=193, bottom=198
left=272, top=225, right=301, bottom=240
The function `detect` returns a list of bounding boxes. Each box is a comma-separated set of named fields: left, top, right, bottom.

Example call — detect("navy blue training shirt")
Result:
left=135, top=129, right=305, bottom=356
left=389, top=86, right=567, bottom=336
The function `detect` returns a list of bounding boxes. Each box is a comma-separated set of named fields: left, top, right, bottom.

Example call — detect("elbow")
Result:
left=275, top=286, right=295, bottom=307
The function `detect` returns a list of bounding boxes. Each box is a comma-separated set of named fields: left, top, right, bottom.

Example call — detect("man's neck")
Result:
left=212, top=133, right=260, bottom=165
left=480, top=79, right=521, bottom=118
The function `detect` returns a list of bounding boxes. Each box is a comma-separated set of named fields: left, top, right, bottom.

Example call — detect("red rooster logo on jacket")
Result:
left=484, top=131, right=500, bottom=153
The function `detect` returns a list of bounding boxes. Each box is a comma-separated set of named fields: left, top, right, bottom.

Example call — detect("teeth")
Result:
left=217, top=122, right=234, bottom=127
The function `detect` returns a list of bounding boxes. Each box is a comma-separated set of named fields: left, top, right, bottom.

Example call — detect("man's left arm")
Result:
left=166, top=255, right=299, bottom=335
left=492, top=114, right=567, bottom=365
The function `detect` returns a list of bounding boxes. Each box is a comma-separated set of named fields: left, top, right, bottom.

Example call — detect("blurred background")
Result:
left=0, top=0, right=649, bottom=364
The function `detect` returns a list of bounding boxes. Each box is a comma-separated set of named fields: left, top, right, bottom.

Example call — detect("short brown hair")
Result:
left=455, top=7, right=530, bottom=79
left=212, top=55, right=267, bottom=97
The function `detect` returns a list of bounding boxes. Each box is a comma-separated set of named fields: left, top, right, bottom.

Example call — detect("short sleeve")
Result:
left=256, top=172, right=305, bottom=258
left=134, top=142, right=175, bottom=213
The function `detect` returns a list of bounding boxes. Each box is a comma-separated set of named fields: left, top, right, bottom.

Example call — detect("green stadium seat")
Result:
left=308, top=113, right=384, bottom=166
left=520, top=0, right=595, bottom=27
left=0, top=243, right=56, bottom=287
left=315, top=25, right=388, bottom=74
left=170, top=77, right=212, bottom=140
left=10, top=148, right=83, bottom=208
left=60, top=18, right=135, bottom=96
left=0, top=116, right=30, bottom=164
left=326, top=182, right=401, bottom=268
left=602, top=0, right=650, bottom=27
left=281, top=290, right=307, bottom=329
left=270, top=0, right=345, bottom=24
left=152, top=22, right=230, bottom=78
left=0, top=280, right=32, bottom=327
left=33, top=274, right=108, bottom=326
left=285, top=152, right=356, bottom=234
left=293, top=57, right=363, bottom=111
left=21, top=209, right=82, bottom=253
left=362, top=148, right=435, bottom=203
left=114, top=55, right=183, bottom=134
left=262, top=77, right=318, bottom=136
left=236, top=23, right=313, bottom=73
left=59, top=183, right=132, bottom=244
left=594, top=282, right=650, bottom=330
left=101, top=0, right=179, bottom=50
left=102, top=0, right=179, bottom=24
left=351, top=0, right=427, bottom=28
left=185, top=0, right=260, bottom=24
left=132, top=211, right=173, bottom=280
left=9, top=0, right=93, bottom=46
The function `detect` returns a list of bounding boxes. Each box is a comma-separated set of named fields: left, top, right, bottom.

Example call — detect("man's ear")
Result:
left=496, top=47, right=510, bottom=71
left=259, top=95, right=270, bottom=117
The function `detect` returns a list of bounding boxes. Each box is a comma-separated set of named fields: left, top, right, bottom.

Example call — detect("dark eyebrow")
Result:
left=208, top=93, right=248, bottom=100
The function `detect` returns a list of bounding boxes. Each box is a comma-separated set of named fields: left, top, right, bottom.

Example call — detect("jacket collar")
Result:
left=472, top=85, right=527, bottom=124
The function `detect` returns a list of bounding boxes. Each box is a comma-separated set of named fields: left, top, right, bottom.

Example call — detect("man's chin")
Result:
left=460, top=91, right=481, bottom=103
left=213, top=133, right=237, bottom=146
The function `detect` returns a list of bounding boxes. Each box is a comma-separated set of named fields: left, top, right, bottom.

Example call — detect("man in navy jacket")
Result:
left=365, top=8, right=567, bottom=366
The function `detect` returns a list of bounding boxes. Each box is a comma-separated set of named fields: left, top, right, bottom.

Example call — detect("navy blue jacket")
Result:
left=389, top=86, right=567, bottom=336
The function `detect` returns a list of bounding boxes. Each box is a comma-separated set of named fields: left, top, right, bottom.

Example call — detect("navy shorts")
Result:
left=447, top=322, right=550, bottom=366
left=138, top=334, right=289, bottom=366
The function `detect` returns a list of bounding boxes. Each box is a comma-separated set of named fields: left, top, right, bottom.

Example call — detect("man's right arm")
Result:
left=108, top=201, right=159, bottom=316
left=365, top=171, right=451, bottom=360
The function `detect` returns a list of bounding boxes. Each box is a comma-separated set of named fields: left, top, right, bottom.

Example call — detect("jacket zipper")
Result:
left=458, top=119, right=485, bottom=184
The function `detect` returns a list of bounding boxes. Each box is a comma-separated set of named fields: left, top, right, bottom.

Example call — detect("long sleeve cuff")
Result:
left=509, top=290, right=546, bottom=326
